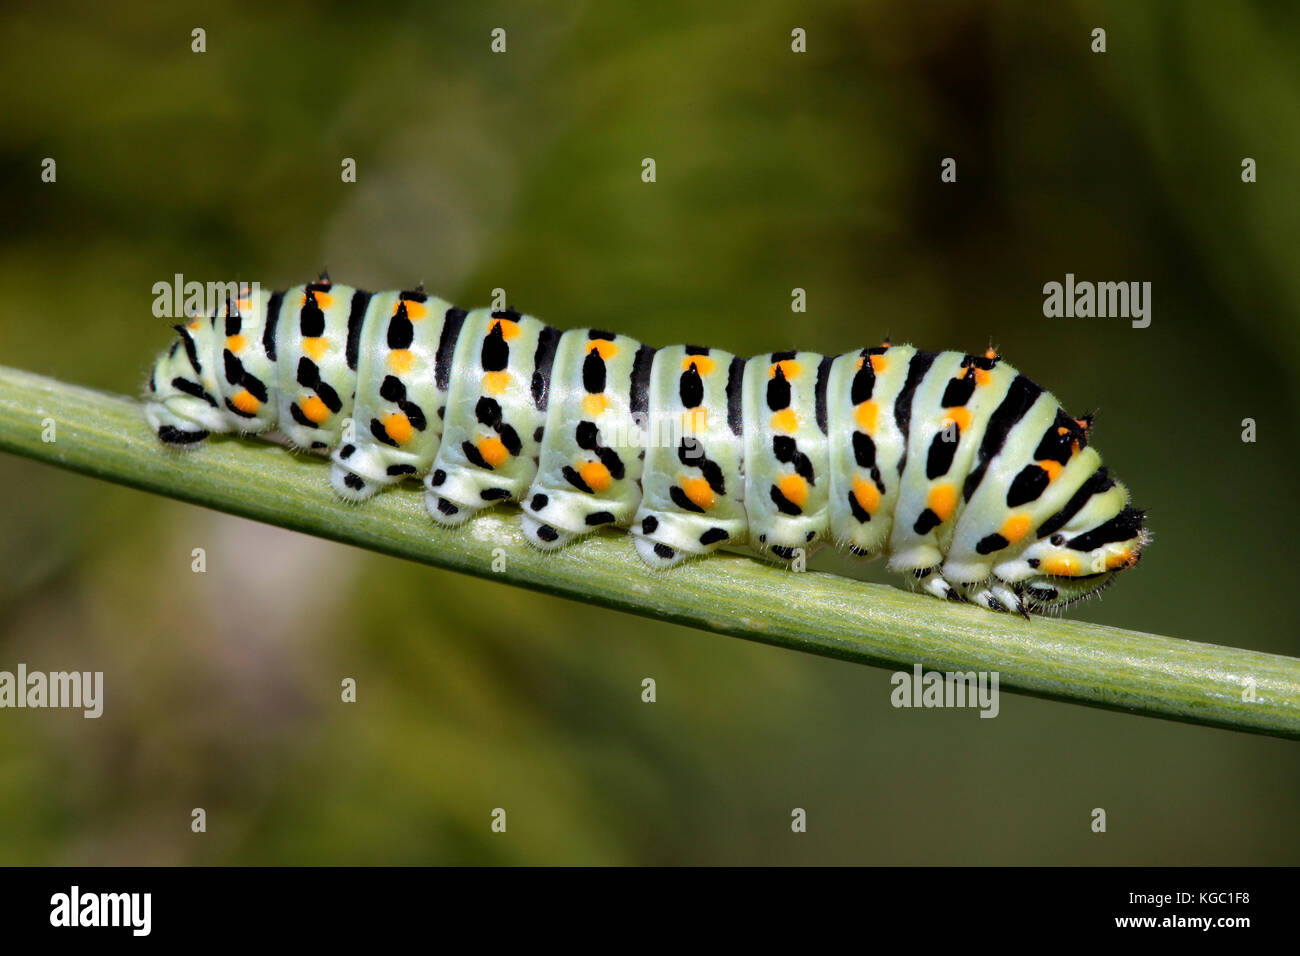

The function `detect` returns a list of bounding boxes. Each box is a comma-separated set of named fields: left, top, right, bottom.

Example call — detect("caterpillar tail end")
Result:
left=144, top=401, right=211, bottom=449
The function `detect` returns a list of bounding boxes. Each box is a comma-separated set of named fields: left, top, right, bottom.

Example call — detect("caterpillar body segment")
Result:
left=424, top=307, right=550, bottom=525
left=740, top=350, right=831, bottom=560
left=271, top=280, right=357, bottom=451
left=329, top=289, right=460, bottom=502
left=886, top=350, right=1022, bottom=578
left=520, top=328, right=652, bottom=551
left=630, top=345, right=749, bottom=568
left=824, top=345, right=913, bottom=558
left=145, top=276, right=1149, bottom=615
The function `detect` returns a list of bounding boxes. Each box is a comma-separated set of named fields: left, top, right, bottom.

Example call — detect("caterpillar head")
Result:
left=1016, top=479, right=1149, bottom=611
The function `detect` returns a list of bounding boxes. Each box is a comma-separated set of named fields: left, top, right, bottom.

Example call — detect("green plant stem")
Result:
left=1, top=364, right=1297, bottom=739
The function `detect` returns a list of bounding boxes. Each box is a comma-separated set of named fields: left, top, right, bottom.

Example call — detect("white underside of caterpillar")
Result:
left=144, top=278, right=1149, bottom=616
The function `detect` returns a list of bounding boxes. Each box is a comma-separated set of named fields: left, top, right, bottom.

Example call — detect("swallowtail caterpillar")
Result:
left=145, top=275, right=1149, bottom=616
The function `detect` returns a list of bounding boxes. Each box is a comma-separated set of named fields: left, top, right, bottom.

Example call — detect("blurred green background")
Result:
left=1, top=0, right=1297, bottom=864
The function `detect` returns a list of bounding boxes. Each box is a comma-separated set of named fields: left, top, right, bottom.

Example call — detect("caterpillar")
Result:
left=144, top=274, right=1149, bottom=616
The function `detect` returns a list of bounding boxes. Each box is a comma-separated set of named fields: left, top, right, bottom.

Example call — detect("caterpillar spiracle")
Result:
left=144, top=274, right=1149, bottom=616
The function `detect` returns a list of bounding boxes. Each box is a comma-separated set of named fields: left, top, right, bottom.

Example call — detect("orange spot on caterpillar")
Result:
left=582, top=393, right=610, bottom=416
left=770, top=408, right=799, bottom=434
left=852, top=477, right=880, bottom=514
left=769, top=359, right=802, bottom=380
left=579, top=460, right=612, bottom=492
left=926, top=483, right=957, bottom=522
left=225, top=334, right=246, bottom=354
left=403, top=300, right=428, bottom=320
left=1000, top=513, right=1031, bottom=543
left=382, top=412, right=413, bottom=445
left=679, top=476, right=716, bottom=511
left=484, top=370, right=511, bottom=395
left=943, top=408, right=972, bottom=431
left=1039, top=460, right=1064, bottom=482
left=854, top=401, right=879, bottom=433
left=299, top=395, right=330, bottom=424
left=682, top=355, right=716, bottom=376
left=869, top=354, right=888, bottom=374
left=777, top=474, right=809, bottom=507
left=477, top=435, right=509, bottom=468
left=230, top=389, right=260, bottom=414
left=587, top=339, right=618, bottom=360
left=1042, top=555, right=1080, bottom=577
left=187, top=320, right=202, bottom=332
left=387, top=349, right=414, bottom=374
left=492, top=318, right=520, bottom=339
left=302, top=291, right=335, bottom=309
left=301, top=336, right=329, bottom=361
left=974, top=368, right=993, bottom=387
left=1106, top=549, right=1137, bottom=570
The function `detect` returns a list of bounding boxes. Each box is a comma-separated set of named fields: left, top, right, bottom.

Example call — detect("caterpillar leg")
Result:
left=908, top=564, right=1030, bottom=616
left=424, top=472, right=481, bottom=527
left=629, top=512, right=735, bottom=569
left=425, top=496, right=474, bottom=525
left=329, top=463, right=385, bottom=502
left=424, top=471, right=494, bottom=527
left=912, top=568, right=966, bottom=603
left=519, top=512, right=578, bottom=550
left=964, top=581, right=1029, bottom=618
left=631, top=534, right=690, bottom=568
left=329, top=439, right=414, bottom=504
